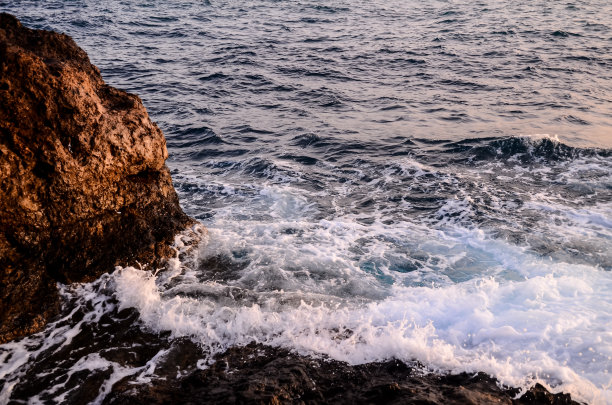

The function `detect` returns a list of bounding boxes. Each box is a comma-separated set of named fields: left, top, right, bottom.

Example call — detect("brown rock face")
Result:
left=0, top=13, right=192, bottom=343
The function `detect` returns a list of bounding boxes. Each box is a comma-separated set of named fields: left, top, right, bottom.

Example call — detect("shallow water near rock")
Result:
left=1, top=1, right=611, bottom=404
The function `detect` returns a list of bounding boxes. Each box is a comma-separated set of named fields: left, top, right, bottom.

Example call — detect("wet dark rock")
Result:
left=105, top=343, right=579, bottom=405
left=0, top=13, right=192, bottom=343
left=4, top=309, right=579, bottom=405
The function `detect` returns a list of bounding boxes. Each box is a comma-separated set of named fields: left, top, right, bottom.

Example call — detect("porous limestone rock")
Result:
left=0, top=13, right=192, bottom=343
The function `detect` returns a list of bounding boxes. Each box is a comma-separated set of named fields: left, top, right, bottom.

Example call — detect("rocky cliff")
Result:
left=0, top=13, right=192, bottom=343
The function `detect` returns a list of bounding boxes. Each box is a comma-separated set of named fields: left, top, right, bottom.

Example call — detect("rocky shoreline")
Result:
left=2, top=290, right=578, bottom=404
left=107, top=342, right=578, bottom=405
left=0, top=14, right=580, bottom=404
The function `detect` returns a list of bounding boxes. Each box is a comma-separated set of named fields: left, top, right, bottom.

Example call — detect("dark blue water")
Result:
left=1, top=1, right=611, bottom=403
left=4, top=0, right=612, bottom=150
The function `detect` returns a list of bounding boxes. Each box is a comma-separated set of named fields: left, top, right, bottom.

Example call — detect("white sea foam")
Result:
left=106, top=183, right=612, bottom=404
left=155, top=159, right=612, bottom=405
left=112, top=245, right=612, bottom=404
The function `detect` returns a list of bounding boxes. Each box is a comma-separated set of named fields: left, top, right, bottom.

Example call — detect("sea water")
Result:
left=1, top=1, right=611, bottom=403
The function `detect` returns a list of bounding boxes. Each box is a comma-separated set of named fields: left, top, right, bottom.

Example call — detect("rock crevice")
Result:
left=0, top=13, right=192, bottom=343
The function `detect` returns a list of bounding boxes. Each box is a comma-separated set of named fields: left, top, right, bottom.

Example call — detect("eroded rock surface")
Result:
left=0, top=13, right=191, bottom=343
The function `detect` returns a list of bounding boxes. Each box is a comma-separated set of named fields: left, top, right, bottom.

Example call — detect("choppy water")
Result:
left=1, top=1, right=611, bottom=404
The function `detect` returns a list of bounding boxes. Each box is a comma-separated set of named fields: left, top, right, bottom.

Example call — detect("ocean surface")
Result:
left=1, top=0, right=611, bottom=403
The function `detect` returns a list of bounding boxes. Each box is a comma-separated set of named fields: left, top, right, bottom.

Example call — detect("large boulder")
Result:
left=0, top=13, right=192, bottom=343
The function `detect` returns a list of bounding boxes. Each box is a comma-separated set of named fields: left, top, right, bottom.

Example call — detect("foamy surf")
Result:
left=1, top=136, right=610, bottom=405
left=106, top=217, right=611, bottom=404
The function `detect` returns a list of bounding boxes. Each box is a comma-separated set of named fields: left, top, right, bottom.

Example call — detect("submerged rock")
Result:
left=0, top=13, right=192, bottom=343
